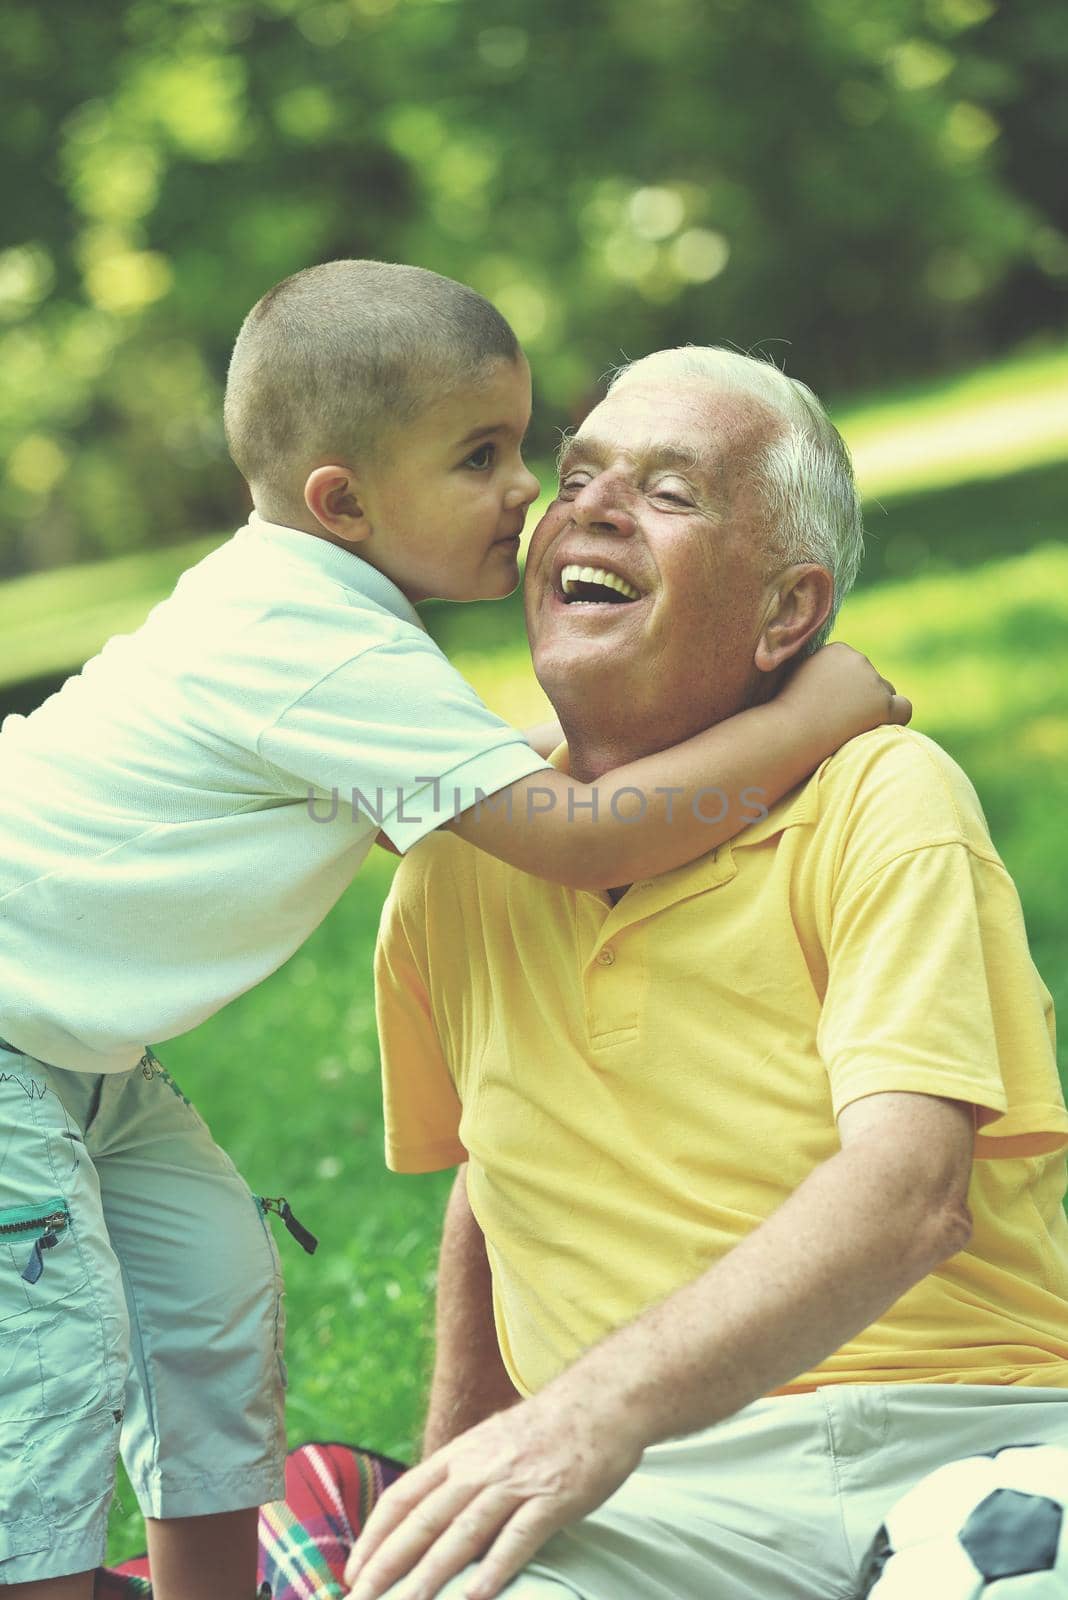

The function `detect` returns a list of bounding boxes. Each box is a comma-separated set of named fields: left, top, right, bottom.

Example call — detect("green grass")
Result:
left=858, top=458, right=1068, bottom=587
left=837, top=341, right=1068, bottom=498
left=0, top=537, right=221, bottom=693
left=103, top=537, right=1068, bottom=1563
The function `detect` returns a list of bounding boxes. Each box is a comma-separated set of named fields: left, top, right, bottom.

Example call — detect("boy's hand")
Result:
left=780, top=642, right=912, bottom=740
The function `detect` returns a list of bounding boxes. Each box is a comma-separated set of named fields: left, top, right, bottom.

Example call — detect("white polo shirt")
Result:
left=0, top=514, right=549, bottom=1074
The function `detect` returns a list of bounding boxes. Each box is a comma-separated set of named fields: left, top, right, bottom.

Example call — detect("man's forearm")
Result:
left=548, top=1141, right=972, bottom=1450
left=342, top=1144, right=971, bottom=1600
left=422, top=1165, right=520, bottom=1458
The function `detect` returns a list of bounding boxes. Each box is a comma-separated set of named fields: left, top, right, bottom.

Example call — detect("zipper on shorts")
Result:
left=0, top=1197, right=71, bottom=1284
left=258, top=1195, right=319, bottom=1255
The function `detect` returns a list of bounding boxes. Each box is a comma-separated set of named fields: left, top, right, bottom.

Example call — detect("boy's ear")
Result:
left=304, top=465, right=372, bottom=545
left=754, top=564, right=834, bottom=673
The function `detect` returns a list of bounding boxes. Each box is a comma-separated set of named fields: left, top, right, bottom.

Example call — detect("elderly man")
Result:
left=348, top=348, right=1068, bottom=1600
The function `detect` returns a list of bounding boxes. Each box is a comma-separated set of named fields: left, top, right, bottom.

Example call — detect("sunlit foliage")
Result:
left=2, top=0, right=1066, bottom=574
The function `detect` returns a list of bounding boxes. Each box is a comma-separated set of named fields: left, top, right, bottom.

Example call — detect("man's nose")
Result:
left=569, top=474, right=637, bottom=538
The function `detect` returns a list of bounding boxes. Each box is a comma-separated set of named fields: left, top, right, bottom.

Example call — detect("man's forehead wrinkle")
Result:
left=693, top=384, right=782, bottom=446
left=559, top=435, right=704, bottom=474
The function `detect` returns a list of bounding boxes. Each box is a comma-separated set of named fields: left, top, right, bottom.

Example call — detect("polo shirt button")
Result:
left=597, top=947, right=616, bottom=966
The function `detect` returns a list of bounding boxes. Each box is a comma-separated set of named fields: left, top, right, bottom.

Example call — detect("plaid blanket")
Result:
left=94, top=1442, right=408, bottom=1599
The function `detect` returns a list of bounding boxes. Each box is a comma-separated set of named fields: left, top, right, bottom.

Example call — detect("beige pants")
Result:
left=424, top=1383, right=1068, bottom=1599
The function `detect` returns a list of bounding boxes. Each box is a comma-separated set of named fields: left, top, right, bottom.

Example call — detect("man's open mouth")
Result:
left=558, top=564, right=642, bottom=605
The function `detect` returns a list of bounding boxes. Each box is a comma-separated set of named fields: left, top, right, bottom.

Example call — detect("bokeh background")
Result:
left=1, top=0, right=1066, bottom=1563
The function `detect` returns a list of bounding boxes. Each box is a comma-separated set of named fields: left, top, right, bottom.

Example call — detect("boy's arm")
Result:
left=446, top=643, right=911, bottom=890
left=522, top=719, right=565, bottom=759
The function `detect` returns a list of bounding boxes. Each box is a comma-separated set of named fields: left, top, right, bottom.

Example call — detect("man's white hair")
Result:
left=609, top=347, right=864, bottom=654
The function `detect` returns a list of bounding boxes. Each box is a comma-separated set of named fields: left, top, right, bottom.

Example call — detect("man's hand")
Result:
left=779, top=641, right=912, bottom=739
left=344, top=1386, right=642, bottom=1600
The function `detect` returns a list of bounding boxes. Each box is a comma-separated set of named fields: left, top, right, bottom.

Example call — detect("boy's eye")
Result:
left=464, top=443, right=496, bottom=471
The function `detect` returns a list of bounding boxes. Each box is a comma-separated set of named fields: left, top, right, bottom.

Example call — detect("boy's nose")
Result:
left=509, top=463, right=541, bottom=510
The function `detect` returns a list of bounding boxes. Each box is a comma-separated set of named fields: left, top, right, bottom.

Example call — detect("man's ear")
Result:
left=304, top=464, right=372, bottom=546
left=754, top=565, right=834, bottom=672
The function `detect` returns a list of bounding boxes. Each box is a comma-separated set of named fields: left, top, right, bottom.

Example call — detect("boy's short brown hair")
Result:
left=224, top=259, right=519, bottom=513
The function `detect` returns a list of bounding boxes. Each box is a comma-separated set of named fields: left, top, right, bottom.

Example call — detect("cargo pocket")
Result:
left=0, top=1197, right=76, bottom=1424
left=0, top=1500, right=49, bottom=1567
left=0, top=1202, right=51, bottom=1561
left=0, top=1193, right=111, bottom=1430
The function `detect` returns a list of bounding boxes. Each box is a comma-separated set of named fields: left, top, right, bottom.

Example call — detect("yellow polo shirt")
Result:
left=375, top=726, right=1068, bottom=1397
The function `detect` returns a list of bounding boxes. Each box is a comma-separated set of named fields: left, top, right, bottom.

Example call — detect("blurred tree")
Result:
left=961, top=1, right=1068, bottom=342
left=0, top=0, right=1064, bottom=575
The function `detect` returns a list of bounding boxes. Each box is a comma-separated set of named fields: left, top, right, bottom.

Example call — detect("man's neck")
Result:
left=562, top=722, right=694, bottom=907
left=563, top=730, right=655, bottom=787
left=554, top=672, right=781, bottom=905
left=559, top=706, right=738, bottom=785
left=554, top=665, right=782, bottom=786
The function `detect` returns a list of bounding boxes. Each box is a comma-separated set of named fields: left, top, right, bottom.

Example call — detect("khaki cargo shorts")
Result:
left=0, top=1040, right=287, bottom=1583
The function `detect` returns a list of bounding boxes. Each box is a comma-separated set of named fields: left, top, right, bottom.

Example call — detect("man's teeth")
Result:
left=559, top=564, right=641, bottom=601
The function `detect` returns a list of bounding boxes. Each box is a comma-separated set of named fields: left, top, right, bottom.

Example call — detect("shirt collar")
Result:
left=245, top=511, right=427, bottom=633
left=728, top=774, right=820, bottom=846
left=545, top=737, right=819, bottom=929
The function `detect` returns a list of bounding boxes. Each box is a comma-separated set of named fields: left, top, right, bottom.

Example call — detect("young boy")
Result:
left=0, top=260, right=907, bottom=1598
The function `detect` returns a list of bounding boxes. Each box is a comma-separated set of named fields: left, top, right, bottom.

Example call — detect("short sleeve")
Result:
left=258, top=638, right=551, bottom=853
left=374, top=864, right=468, bottom=1173
left=818, top=840, right=1068, bottom=1161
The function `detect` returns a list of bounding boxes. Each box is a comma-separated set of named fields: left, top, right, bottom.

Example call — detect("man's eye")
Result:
left=558, top=474, right=591, bottom=497
left=464, top=443, right=496, bottom=470
left=651, top=485, right=693, bottom=506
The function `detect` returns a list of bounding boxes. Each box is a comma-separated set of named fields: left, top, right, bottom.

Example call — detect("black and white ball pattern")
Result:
left=857, top=1442, right=1068, bottom=1597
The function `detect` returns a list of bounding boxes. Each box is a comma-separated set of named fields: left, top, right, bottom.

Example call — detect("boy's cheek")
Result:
left=525, top=499, right=567, bottom=565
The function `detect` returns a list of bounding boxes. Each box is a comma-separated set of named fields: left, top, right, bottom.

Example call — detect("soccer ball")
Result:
left=857, top=1442, right=1068, bottom=1597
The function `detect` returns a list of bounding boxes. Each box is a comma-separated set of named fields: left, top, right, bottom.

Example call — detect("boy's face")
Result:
left=352, top=355, right=540, bottom=604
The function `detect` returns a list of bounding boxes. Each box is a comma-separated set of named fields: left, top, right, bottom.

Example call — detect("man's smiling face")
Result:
left=523, top=377, right=788, bottom=744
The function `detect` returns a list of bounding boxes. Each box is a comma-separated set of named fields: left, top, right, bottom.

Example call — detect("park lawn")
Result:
left=836, top=340, right=1068, bottom=500
left=105, top=537, right=1068, bottom=1564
